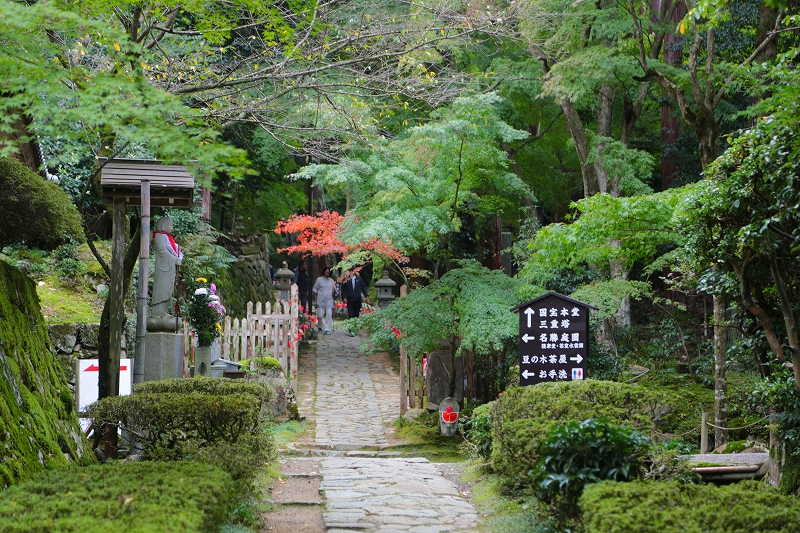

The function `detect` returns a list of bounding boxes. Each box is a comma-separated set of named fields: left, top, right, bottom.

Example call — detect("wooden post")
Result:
left=399, top=284, right=409, bottom=412
left=290, top=284, right=299, bottom=393
left=104, top=198, right=126, bottom=459
left=701, top=411, right=709, bottom=454
left=134, top=180, right=150, bottom=385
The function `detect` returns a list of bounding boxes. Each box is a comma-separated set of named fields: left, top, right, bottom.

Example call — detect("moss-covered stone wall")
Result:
left=0, top=261, right=94, bottom=488
left=217, top=235, right=274, bottom=318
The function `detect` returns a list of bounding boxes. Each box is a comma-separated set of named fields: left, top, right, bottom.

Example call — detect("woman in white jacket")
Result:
left=312, top=267, right=336, bottom=334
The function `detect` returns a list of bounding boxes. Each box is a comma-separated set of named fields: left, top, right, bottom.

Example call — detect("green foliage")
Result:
left=89, top=377, right=274, bottom=484
left=310, top=94, right=532, bottom=261
left=0, top=461, right=237, bottom=533
left=0, top=261, right=94, bottom=489
left=587, top=332, right=623, bottom=381
left=580, top=480, right=800, bottom=533
left=0, top=158, right=84, bottom=250
left=461, top=402, right=494, bottom=461
left=0, top=3, right=249, bottom=178
left=489, top=380, right=658, bottom=491
left=751, top=368, right=800, bottom=481
left=241, top=356, right=285, bottom=375
left=358, top=260, right=525, bottom=359
left=519, top=189, right=687, bottom=286
left=535, top=418, right=650, bottom=520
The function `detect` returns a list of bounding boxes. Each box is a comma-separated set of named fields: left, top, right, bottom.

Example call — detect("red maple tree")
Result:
left=275, top=210, right=408, bottom=264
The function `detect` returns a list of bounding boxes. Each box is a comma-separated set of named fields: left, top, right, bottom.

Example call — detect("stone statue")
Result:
left=151, top=216, right=183, bottom=318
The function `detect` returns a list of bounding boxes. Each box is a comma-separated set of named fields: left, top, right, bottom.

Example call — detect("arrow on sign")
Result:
left=524, top=307, right=535, bottom=328
left=521, top=369, right=535, bottom=379
left=521, top=333, right=535, bottom=343
left=84, top=365, right=127, bottom=372
left=569, top=354, right=583, bottom=364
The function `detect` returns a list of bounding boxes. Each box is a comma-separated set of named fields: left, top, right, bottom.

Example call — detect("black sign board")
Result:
left=511, top=293, right=595, bottom=386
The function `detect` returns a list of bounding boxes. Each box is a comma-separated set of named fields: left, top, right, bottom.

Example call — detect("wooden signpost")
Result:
left=511, top=292, right=596, bottom=386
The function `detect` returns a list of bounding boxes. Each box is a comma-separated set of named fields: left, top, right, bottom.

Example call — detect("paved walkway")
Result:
left=267, top=329, right=479, bottom=533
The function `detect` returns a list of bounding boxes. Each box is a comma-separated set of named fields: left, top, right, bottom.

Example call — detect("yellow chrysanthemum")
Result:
left=215, top=323, right=222, bottom=333
left=196, top=277, right=207, bottom=283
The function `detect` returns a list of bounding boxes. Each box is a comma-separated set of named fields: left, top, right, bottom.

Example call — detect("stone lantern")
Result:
left=275, top=262, right=294, bottom=301
left=375, top=271, right=396, bottom=309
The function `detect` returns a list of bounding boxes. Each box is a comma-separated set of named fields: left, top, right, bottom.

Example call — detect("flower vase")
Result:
left=195, top=345, right=212, bottom=377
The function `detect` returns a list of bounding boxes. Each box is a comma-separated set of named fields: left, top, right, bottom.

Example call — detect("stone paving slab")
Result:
left=319, top=458, right=478, bottom=532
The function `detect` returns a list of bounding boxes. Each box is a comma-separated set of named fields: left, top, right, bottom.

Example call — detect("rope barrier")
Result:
left=654, top=415, right=770, bottom=438
left=705, top=415, right=769, bottom=431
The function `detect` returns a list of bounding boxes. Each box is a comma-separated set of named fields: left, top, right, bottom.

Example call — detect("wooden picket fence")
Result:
left=183, top=285, right=300, bottom=392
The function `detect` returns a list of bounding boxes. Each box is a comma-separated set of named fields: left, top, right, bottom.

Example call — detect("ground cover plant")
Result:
left=535, top=418, right=650, bottom=523
left=0, top=461, right=236, bottom=533
left=580, top=480, right=800, bottom=533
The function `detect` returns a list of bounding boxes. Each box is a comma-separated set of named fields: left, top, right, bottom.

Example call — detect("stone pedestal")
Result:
left=195, top=345, right=212, bottom=377
left=144, top=331, right=184, bottom=382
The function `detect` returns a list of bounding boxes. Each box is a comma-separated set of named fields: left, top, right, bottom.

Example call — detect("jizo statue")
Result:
left=151, top=216, right=183, bottom=318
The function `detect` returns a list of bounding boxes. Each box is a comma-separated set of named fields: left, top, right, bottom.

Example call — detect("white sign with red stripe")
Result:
left=76, top=359, right=132, bottom=413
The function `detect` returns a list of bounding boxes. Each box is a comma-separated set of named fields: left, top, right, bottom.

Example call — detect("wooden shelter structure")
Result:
left=100, top=158, right=194, bottom=207
left=99, top=158, right=195, bottom=398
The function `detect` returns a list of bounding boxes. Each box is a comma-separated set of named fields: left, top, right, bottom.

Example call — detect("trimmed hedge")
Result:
left=133, top=376, right=272, bottom=403
left=88, top=377, right=275, bottom=483
left=490, top=380, right=658, bottom=489
left=580, top=480, right=800, bottom=533
left=0, top=461, right=236, bottom=533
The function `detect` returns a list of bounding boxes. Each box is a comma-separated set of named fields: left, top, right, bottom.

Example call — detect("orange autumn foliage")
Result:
left=275, top=211, right=408, bottom=263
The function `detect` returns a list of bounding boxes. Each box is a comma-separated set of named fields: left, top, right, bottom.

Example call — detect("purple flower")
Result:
left=210, top=283, right=217, bottom=295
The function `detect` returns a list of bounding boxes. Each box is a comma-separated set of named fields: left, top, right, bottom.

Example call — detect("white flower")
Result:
left=194, top=288, right=209, bottom=296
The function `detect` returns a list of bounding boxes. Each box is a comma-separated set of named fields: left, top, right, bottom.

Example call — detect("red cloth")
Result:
left=154, top=231, right=179, bottom=254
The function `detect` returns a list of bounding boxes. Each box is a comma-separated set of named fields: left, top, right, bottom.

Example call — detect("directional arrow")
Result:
left=521, top=333, right=535, bottom=343
left=84, top=365, right=128, bottom=372
left=569, top=354, right=583, bottom=364
left=524, top=307, right=536, bottom=328
left=521, top=369, right=534, bottom=379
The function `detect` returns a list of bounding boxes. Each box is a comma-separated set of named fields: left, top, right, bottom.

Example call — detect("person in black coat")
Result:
left=294, top=260, right=310, bottom=311
left=340, top=266, right=370, bottom=321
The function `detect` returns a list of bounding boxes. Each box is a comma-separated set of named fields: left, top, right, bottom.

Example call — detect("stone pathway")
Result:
left=264, top=328, right=478, bottom=533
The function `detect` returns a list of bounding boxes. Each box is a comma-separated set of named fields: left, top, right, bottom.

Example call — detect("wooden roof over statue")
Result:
left=99, top=158, right=195, bottom=207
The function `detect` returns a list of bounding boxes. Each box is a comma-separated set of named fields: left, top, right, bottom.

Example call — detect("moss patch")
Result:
left=0, top=261, right=94, bottom=488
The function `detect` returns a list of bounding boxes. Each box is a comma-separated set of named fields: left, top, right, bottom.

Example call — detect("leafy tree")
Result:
left=0, top=158, right=83, bottom=250
left=677, top=119, right=800, bottom=388
left=517, top=189, right=687, bottom=329
left=358, top=260, right=528, bottom=397
left=300, top=93, right=532, bottom=273
left=273, top=210, right=409, bottom=280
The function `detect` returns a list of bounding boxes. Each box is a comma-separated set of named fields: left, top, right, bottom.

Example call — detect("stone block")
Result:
left=79, top=324, right=101, bottom=349
left=425, top=349, right=464, bottom=407
left=144, top=332, right=184, bottom=382
left=49, top=324, right=78, bottom=354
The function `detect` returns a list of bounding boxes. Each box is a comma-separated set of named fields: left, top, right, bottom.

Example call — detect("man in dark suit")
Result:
left=341, top=267, right=370, bottom=325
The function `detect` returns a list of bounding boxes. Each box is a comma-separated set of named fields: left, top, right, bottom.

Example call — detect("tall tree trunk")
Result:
left=713, top=294, right=729, bottom=449
left=595, top=85, right=616, bottom=194
left=561, top=99, right=599, bottom=197
left=448, top=333, right=457, bottom=399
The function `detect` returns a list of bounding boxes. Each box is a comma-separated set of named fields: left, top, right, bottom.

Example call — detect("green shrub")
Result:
left=134, top=376, right=272, bottom=403
left=0, top=157, right=84, bottom=250
left=241, top=356, right=285, bottom=375
left=0, top=461, right=236, bottom=533
left=461, top=402, right=494, bottom=461
left=89, top=377, right=275, bottom=484
left=535, top=418, right=650, bottom=521
left=490, top=380, right=658, bottom=490
left=580, top=480, right=800, bottom=533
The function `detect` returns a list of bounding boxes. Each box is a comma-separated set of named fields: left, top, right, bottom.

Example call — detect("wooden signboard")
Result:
left=511, top=292, right=596, bottom=386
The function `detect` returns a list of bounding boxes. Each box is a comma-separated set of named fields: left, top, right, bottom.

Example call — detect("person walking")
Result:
left=340, top=267, right=369, bottom=335
left=313, top=267, right=336, bottom=335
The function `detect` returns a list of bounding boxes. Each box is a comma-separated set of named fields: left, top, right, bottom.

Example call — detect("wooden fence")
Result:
left=183, top=285, right=300, bottom=392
